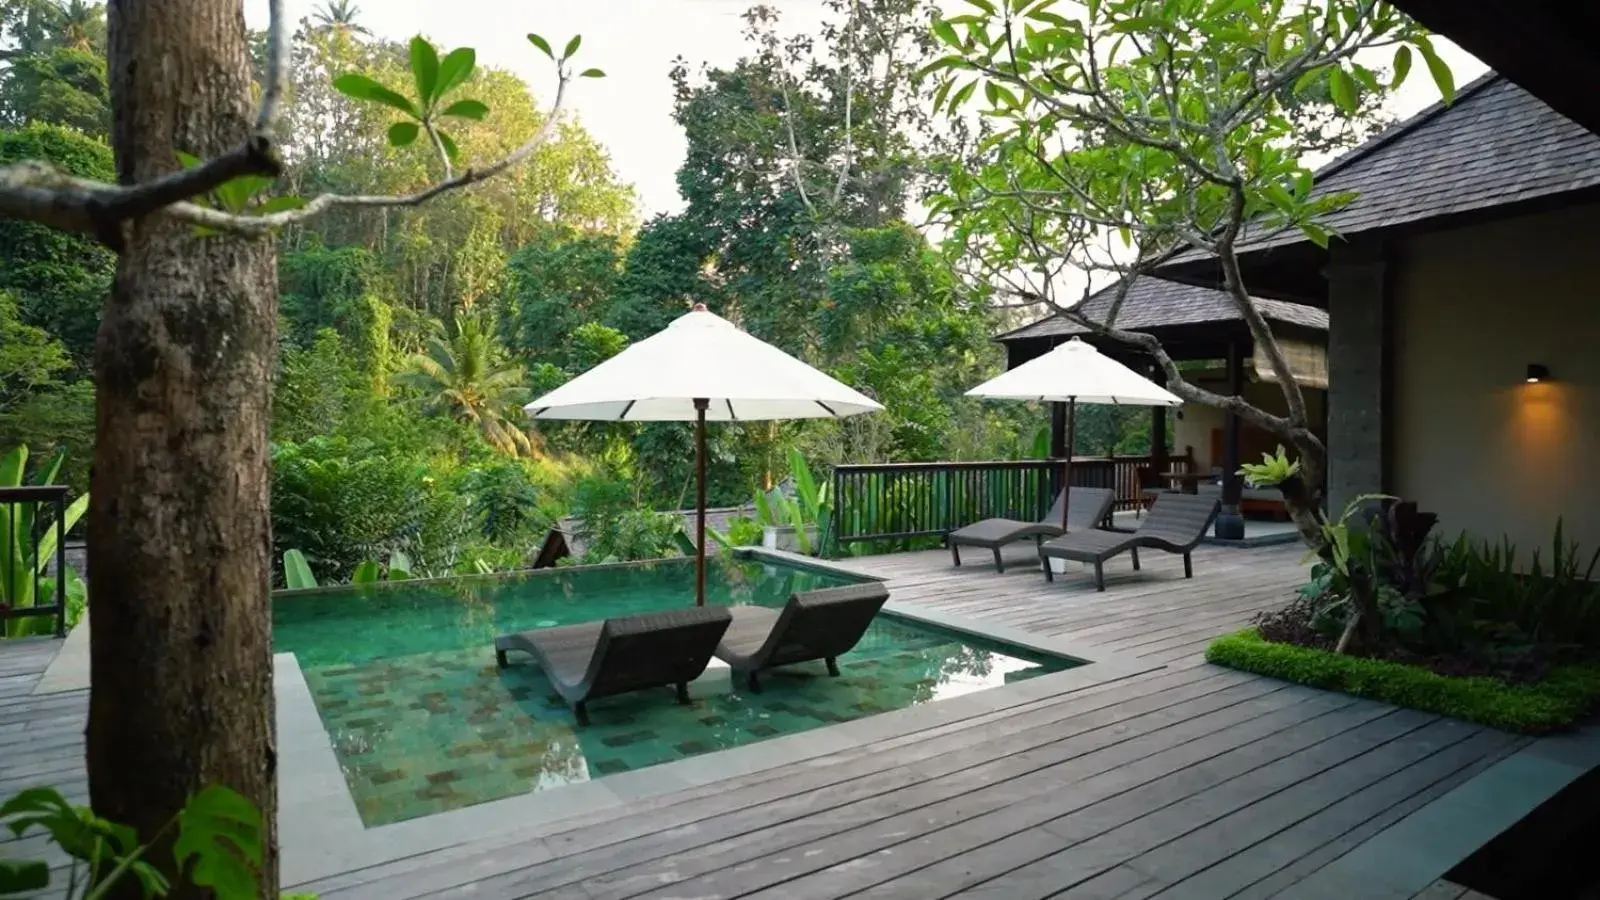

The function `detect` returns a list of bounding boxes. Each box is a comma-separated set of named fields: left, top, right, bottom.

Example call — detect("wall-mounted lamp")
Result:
left=1526, top=364, right=1551, bottom=384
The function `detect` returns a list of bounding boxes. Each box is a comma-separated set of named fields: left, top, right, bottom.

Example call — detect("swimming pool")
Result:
left=273, top=554, right=1075, bottom=826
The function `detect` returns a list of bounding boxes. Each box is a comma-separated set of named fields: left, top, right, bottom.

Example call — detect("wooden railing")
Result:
left=827, top=454, right=1193, bottom=553
left=0, top=485, right=70, bottom=637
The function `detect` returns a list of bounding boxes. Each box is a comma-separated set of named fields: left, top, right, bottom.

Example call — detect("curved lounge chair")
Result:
left=947, top=487, right=1116, bottom=573
left=715, top=582, right=891, bottom=691
left=494, top=606, right=732, bottom=726
left=1039, top=492, right=1221, bottom=591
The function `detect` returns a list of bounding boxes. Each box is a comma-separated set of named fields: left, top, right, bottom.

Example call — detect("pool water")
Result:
left=273, top=555, right=1074, bottom=827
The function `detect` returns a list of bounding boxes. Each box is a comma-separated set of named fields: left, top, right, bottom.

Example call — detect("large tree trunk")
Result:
left=89, top=0, right=278, bottom=895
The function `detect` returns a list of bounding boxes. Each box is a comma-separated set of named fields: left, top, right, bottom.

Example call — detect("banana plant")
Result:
left=0, top=447, right=89, bottom=637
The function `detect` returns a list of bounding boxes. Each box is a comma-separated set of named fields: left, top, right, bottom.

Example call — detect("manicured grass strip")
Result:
left=1205, top=629, right=1600, bottom=734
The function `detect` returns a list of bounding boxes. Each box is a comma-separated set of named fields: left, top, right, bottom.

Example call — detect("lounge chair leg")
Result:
left=747, top=670, right=762, bottom=693
left=992, top=546, right=1005, bottom=573
left=574, top=702, right=590, bottom=727
left=826, top=656, right=840, bottom=677
left=676, top=681, right=690, bottom=705
left=1184, top=552, right=1193, bottom=579
left=1043, top=557, right=1055, bottom=582
left=951, top=543, right=961, bottom=567
left=1094, top=560, right=1105, bottom=592
left=1131, top=547, right=1141, bottom=571
left=495, top=649, right=508, bottom=668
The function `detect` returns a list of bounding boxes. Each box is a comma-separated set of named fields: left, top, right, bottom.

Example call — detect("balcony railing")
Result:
left=827, top=454, right=1193, bottom=553
left=0, top=485, right=70, bottom=638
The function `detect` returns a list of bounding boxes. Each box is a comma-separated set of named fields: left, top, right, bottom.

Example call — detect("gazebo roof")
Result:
left=1157, top=74, right=1600, bottom=301
left=995, top=278, right=1326, bottom=345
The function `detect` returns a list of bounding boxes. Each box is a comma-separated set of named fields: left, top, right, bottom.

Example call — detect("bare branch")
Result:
left=778, top=77, right=817, bottom=216
left=829, top=0, right=857, bottom=206
left=257, top=0, right=290, bottom=134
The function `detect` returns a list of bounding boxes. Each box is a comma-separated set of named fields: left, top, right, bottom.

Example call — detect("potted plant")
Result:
left=757, top=450, right=830, bottom=556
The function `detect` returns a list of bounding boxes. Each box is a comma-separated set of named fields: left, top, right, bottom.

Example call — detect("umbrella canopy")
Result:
left=526, top=307, right=882, bottom=422
left=966, top=337, right=1181, bottom=531
left=525, top=305, right=883, bottom=605
left=966, top=337, right=1182, bottom=406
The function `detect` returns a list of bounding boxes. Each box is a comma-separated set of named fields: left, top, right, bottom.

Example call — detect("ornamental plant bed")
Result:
left=1207, top=628, right=1600, bottom=734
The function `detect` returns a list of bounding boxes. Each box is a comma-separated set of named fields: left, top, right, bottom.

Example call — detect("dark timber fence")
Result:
left=827, top=454, right=1193, bottom=554
left=0, top=485, right=69, bottom=637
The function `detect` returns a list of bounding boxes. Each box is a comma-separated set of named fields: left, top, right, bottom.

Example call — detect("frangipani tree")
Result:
left=0, top=1, right=601, bottom=892
left=922, top=0, right=1453, bottom=546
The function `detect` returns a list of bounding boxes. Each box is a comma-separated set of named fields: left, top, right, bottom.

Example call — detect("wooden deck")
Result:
left=0, top=544, right=1533, bottom=899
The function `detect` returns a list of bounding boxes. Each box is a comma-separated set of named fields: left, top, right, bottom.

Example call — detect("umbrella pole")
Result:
left=694, top=398, right=709, bottom=607
left=1062, top=396, right=1077, bottom=530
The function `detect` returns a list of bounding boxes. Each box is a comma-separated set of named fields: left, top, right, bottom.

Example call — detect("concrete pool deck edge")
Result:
left=275, top=600, right=1160, bottom=886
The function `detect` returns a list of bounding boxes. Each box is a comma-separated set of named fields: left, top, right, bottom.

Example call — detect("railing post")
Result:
left=54, top=494, right=66, bottom=638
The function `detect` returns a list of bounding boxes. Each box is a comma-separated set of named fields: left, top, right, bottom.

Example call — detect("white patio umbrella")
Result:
left=525, top=304, right=883, bottom=605
left=966, top=337, right=1182, bottom=528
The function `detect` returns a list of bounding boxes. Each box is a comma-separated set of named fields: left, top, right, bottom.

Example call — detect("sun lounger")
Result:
left=714, top=582, right=891, bottom=691
left=947, top=487, right=1115, bottom=572
left=494, top=606, right=732, bottom=725
left=1038, top=492, right=1221, bottom=591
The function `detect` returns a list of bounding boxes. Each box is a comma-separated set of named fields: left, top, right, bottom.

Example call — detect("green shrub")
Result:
left=570, top=474, right=685, bottom=563
left=1207, top=629, right=1600, bottom=733
left=270, top=437, right=470, bottom=583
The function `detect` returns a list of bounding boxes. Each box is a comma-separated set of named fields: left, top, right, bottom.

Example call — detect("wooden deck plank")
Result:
left=0, top=542, right=1537, bottom=900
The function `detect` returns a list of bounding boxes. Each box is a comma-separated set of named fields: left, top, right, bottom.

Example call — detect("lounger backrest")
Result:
left=1042, top=486, right=1115, bottom=528
left=582, top=606, right=732, bottom=699
left=758, top=582, right=891, bottom=670
left=1066, top=487, right=1116, bottom=530
left=1137, top=493, right=1221, bottom=549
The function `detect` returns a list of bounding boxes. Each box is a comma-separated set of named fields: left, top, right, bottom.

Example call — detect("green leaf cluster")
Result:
left=333, top=35, right=491, bottom=162
left=0, top=783, right=266, bottom=900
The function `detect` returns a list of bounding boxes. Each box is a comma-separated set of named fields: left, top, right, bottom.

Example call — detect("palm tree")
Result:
left=396, top=314, right=533, bottom=456
left=311, top=0, right=370, bottom=38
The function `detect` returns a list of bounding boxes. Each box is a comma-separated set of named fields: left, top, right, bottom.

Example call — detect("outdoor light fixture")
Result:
left=1526, top=364, right=1550, bottom=384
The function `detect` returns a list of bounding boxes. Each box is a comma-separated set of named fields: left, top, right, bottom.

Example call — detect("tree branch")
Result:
left=0, top=60, right=572, bottom=239
left=829, top=0, right=857, bottom=207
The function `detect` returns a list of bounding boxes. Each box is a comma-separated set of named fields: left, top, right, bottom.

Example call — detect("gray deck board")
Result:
left=0, top=542, right=1545, bottom=899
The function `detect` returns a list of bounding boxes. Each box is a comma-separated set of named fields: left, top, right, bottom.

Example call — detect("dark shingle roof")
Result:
left=1202, top=74, right=1600, bottom=258
left=996, top=278, right=1327, bottom=343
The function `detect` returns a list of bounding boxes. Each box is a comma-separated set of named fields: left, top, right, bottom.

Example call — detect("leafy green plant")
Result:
left=706, top=515, right=764, bottom=553
left=0, top=445, right=88, bottom=637
left=333, top=36, right=487, bottom=166
left=747, top=449, right=833, bottom=556
left=173, top=151, right=303, bottom=223
left=281, top=548, right=415, bottom=590
left=570, top=475, right=685, bottom=564
left=1207, top=629, right=1600, bottom=734
left=1237, top=445, right=1301, bottom=489
left=0, top=784, right=265, bottom=899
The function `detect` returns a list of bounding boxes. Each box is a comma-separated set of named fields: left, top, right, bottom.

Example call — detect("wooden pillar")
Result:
left=1149, top=364, right=1169, bottom=474
left=1216, top=340, right=1246, bottom=539
left=1049, top=401, right=1068, bottom=459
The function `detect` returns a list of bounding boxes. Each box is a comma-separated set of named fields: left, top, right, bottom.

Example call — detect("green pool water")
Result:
left=273, top=555, right=1074, bottom=827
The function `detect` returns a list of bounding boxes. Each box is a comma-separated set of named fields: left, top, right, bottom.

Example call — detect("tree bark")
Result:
left=89, top=1, right=278, bottom=896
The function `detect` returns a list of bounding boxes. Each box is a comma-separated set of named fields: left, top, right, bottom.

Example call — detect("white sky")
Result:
left=246, top=0, right=1488, bottom=220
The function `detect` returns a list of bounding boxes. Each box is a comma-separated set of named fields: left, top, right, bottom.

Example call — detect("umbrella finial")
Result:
left=691, top=302, right=709, bottom=312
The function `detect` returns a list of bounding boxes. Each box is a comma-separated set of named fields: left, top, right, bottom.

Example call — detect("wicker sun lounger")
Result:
left=1038, top=492, right=1221, bottom=591
left=947, top=487, right=1115, bottom=572
left=714, top=582, right=891, bottom=691
left=494, top=606, right=732, bottom=725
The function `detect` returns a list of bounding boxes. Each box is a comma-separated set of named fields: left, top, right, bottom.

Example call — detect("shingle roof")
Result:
left=996, top=278, right=1327, bottom=343
left=1195, top=73, right=1600, bottom=258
